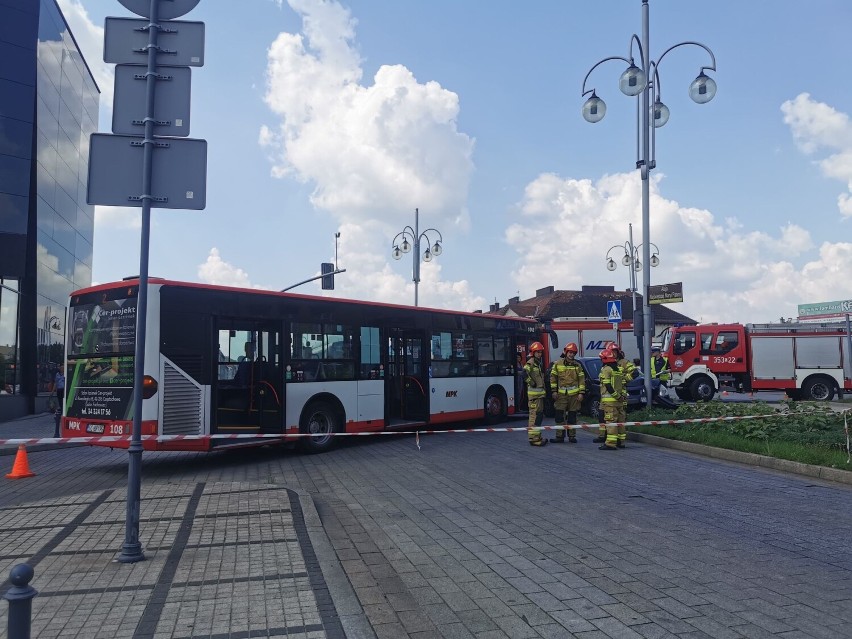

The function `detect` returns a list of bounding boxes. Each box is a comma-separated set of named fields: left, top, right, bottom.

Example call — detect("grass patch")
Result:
left=583, top=400, right=851, bottom=473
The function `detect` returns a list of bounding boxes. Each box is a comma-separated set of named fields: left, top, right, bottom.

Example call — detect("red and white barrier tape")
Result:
left=0, top=413, right=795, bottom=447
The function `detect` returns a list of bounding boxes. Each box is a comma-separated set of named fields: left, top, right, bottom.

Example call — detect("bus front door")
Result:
left=387, top=330, right=428, bottom=424
left=214, top=324, right=284, bottom=436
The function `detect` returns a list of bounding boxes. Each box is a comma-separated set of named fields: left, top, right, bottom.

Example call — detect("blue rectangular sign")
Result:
left=607, top=300, right=622, bottom=323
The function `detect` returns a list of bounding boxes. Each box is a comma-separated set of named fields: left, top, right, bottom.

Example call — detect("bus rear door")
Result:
left=387, top=329, right=428, bottom=424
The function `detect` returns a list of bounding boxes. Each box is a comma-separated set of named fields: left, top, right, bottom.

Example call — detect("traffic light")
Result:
left=321, top=262, right=334, bottom=290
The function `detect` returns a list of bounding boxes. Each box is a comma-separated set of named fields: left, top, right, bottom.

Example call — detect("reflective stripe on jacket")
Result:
left=524, top=358, right=546, bottom=399
left=599, top=363, right=624, bottom=404
left=618, top=357, right=637, bottom=380
left=651, top=355, right=670, bottom=380
left=550, top=359, right=585, bottom=395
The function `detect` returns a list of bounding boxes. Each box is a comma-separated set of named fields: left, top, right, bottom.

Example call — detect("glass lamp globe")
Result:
left=650, top=254, right=660, bottom=267
left=652, top=99, right=670, bottom=128
left=634, top=260, right=642, bottom=271
left=432, top=241, right=442, bottom=256
left=423, top=249, right=433, bottom=262
left=607, top=258, right=617, bottom=271
left=582, top=92, right=606, bottom=124
left=621, top=253, right=631, bottom=267
left=619, top=64, right=647, bottom=96
left=689, top=72, right=717, bottom=104
left=392, top=246, right=402, bottom=260
left=401, top=239, right=411, bottom=253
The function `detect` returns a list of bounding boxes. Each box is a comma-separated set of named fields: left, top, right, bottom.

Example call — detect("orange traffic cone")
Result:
left=5, top=445, right=35, bottom=479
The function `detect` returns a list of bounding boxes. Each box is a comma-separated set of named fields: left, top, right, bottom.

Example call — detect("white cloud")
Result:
left=198, top=249, right=256, bottom=288
left=255, top=0, right=478, bottom=310
left=781, top=92, right=852, bottom=218
left=94, top=206, right=140, bottom=230
left=57, top=0, right=114, bottom=113
left=505, top=170, right=850, bottom=324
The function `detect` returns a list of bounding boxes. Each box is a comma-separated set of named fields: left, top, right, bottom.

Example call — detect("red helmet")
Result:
left=563, top=342, right=578, bottom=354
left=529, top=341, right=545, bottom=353
left=599, top=349, right=617, bottom=364
left=605, top=341, right=618, bottom=352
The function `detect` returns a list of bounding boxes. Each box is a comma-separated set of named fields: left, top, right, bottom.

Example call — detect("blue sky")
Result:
left=62, top=0, right=852, bottom=324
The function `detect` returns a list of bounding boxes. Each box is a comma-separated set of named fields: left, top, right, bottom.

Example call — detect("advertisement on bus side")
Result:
left=67, top=296, right=137, bottom=421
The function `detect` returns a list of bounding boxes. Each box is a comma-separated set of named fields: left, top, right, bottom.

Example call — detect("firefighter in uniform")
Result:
left=650, top=346, right=670, bottom=386
left=593, top=341, right=634, bottom=443
left=525, top=341, right=548, bottom=446
left=598, top=349, right=627, bottom=450
left=613, top=342, right=638, bottom=443
left=549, top=342, right=585, bottom=443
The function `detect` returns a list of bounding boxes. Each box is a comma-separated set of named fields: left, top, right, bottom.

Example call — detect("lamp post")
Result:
left=581, top=0, right=716, bottom=406
left=605, top=223, right=660, bottom=363
left=391, top=208, right=443, bottom=307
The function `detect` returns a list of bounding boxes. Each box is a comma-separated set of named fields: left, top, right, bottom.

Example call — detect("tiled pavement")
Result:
left=1, top=412, right=851, bottom=638
left=0, top=478, right=372, bottom=638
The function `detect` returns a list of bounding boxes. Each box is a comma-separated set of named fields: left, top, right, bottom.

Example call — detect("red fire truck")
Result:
left=659, top=322, right=852, bottom=402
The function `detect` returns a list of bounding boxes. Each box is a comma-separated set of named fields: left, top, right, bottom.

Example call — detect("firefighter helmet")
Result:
left=605, top=341, right=618, bottom=352
left=599, top=349, right=617, bottom=364
left=563, top=342, right=579, bottom=354
left=529, top=341, right=545, bottom=353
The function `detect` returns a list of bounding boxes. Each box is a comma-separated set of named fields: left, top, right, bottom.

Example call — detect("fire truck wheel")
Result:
left=689, top=376, right=715, bottom=402
left=675, top=387, right=691, bottom=401
left=801, top=377, right=835, bottom=402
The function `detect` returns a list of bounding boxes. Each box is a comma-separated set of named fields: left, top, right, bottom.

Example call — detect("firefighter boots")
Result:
left=528, top=428, right=548, bottom=446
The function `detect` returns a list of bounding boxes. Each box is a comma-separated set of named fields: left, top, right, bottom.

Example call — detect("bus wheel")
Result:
left=299, top=401, right=339, bottom=453
left=689, top=376, right=715, bottom=402
left=484, top=387, right=507, bottom=424
left=802, top=376, right=835, bottom=401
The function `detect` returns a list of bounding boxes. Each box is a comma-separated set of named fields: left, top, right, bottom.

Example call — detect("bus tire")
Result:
left=299, top=400, right=339, bottom=454
left=689, top=376, right=715, bottom=402
left=484, top=387, right=508, bottom=424
left=801, top=376, right=835, bottom=401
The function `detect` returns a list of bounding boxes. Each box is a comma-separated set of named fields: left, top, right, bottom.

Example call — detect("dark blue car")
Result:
left=545, top=357, right=676, bottom=419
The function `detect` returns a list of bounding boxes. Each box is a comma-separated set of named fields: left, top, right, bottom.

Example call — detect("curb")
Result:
left=293, top=486, right=377, bottom=639
left=628, top=431, right=852, bottom=486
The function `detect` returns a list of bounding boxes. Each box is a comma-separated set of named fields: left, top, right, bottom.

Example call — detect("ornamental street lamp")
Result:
left=391, top=208, right=443, bottom=307
left=605, top=223, right=660, bottom=363
left=582, top=0, right=716, bottom=405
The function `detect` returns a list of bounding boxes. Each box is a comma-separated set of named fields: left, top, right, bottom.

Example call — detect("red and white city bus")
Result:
left=60, top=278, right=544, bottom=452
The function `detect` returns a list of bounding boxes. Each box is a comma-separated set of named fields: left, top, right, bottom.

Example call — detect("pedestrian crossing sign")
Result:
left=607, top=300, right=622, bottom=323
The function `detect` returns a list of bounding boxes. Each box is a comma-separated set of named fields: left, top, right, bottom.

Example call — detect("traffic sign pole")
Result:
left=117, top=0, right=164, bottom=566
left=91, top=0, right=206, bottom=565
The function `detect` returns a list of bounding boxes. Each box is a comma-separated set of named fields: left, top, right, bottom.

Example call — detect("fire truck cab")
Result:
left=660, top=322, right=852, bottom=402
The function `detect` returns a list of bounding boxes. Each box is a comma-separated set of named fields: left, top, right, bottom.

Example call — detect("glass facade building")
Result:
left=0, top=0, right=99, bottom=419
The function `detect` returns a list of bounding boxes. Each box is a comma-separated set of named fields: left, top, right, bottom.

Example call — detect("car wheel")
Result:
left=589, top=399, right=601, bottom=421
